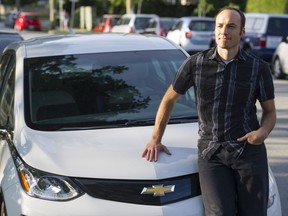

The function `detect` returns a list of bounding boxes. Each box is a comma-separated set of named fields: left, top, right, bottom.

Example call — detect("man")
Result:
left=142, top=7, right=276, bottom=216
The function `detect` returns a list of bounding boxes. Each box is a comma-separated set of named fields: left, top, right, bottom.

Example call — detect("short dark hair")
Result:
left=216, top=7, right=246, bottom=29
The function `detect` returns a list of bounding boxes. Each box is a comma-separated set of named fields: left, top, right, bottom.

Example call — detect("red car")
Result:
left=93, top=14, right=120, bottom=32
left=14, top=12, right=42, bottom=31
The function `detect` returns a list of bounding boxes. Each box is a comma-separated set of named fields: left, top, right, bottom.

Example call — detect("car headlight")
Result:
left=12, top=148, right=84, bottom=201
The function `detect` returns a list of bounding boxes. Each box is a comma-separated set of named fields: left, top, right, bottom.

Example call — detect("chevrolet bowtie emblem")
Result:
left=141, top=184, right=175, bottom=196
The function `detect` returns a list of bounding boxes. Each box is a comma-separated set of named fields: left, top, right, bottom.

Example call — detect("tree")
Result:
left=202, top=0, right=247, bottom=16
left=2, top=0, right=38, bottom=7
left=246, top=0, right=288, bottom=13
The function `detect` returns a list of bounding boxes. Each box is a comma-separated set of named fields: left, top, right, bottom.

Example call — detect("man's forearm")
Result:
left=261, top=109, right=276, bottom=136
left=152, top=85, right=180, bottom=142
left=260, top=99, right=276, bottom=138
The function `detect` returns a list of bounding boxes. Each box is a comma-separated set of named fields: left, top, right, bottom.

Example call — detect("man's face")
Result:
left=215, top=9, right=244, bottom=50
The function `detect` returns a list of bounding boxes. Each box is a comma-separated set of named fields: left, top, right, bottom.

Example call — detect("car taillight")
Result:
left=259, top=37, right=266, bottom=47
left=129, top=27, right=134, bottom=33
left=160, top=28, right=166, bottom=36
left=104, top=25, right=111, bottom=32
left=185, top=31, right=192, bottom=39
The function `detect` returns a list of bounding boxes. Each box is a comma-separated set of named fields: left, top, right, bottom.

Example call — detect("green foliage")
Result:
left=2, top=0, right=38, bottom=6
left=198, top=0, right=247, bottom=17
left=140, top=0, right=196, bottom=17
left=246, top=0, right=288, bottom=13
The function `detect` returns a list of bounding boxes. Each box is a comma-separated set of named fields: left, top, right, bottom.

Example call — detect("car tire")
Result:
left=0, top=197, right=6, bottom=216
left=273, top=57, right=286, bottom=79
left=241, top=40, right=252, bottom=53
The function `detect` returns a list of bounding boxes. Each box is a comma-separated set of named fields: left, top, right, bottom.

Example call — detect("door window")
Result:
left=0, top=52, right=15, bottom=129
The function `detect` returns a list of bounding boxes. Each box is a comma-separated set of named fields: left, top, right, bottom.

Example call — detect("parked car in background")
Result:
left=272, top=36, right=288, bottom=79
left=0, top=33, right=282, bottom=216
left=143, top=17, right=178, bottom=36
left=166, top=16, right=215, bottom=54
left=111, top=14, right=158, bottom=33
left=243, top=13, right=288, bottom=63
left=0, top=31, right=23, bottom=55
left=4, top=10, right=19, bottom=28
left=14, top=12, right=42, bottom=31
left=93, top=14, right=121, bottom=32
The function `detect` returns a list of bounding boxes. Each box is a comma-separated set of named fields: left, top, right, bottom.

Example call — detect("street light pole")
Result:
left=69, top=0, right=78, bottom=33
left=49, top=0, right=55, bottom=29
left=126, top=0, right=132, bottom=14
left=59, top=0, right=64, bottom=30
left=0, top=0, right=2, bottom=21
left=16, top=0, right=20, bottom=10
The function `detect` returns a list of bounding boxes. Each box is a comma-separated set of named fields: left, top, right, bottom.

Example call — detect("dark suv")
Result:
left=243, top=13, right=288, bottom=62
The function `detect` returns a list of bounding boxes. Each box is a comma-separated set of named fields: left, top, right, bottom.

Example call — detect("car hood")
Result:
left=15, top=123, right=199, bottom=180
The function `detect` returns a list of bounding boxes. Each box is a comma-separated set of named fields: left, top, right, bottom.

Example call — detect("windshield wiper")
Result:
left=125, top=116, right=198, bottom=126
left=56, top=125, right=120, bottom=131
left=169, top=115, right=198, bottom=124
left=54, top=116, right=198, bottom=131
left=124, top=119, right=155, bottom=126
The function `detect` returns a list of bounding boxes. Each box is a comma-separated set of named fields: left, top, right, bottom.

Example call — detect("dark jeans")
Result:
left=198, top=143, right=268, bottom=216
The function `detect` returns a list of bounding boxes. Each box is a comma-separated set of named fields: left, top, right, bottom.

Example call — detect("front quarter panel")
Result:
left=0, top=140, right=18, bottom=192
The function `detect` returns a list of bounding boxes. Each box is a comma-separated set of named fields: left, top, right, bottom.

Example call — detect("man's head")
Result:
left=216, top=7, right=246, bottom=29
left=214, top=7, right=245, bottom=51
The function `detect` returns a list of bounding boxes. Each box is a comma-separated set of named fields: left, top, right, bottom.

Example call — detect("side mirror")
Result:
left=0, top=128, right=12, bottom=141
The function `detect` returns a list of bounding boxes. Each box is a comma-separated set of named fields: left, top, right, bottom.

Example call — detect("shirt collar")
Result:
left=208, top=46, right=247, bottom=62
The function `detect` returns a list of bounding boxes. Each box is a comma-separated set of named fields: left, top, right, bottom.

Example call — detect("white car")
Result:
left=166, top=16, right=215, bottom=54
left=111, top=13, right=158, bottom=33
left=272, top=36, right=288, bottom=79
left=143, top=17, right=178, bottom=36
left=0, top=33, right=282, bottom=216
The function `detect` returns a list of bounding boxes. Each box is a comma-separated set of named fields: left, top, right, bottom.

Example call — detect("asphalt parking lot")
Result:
left=265, top=79, right=288, bottom=215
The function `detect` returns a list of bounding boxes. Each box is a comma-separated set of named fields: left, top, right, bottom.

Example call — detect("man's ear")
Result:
left=240, top=27, right=245, bottom=36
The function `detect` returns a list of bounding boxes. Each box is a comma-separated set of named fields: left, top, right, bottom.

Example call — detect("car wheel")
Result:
left=273, top=57, right=285, bottom=79
left=242, top=41, right=252, bottom=53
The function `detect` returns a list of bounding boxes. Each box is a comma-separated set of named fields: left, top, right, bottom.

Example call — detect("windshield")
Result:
left=267, top=17, right=288, bottom=35
left=245, top=17, right=265, bottom=33
left=246, top=17, right=288, bottom=34
left=24, top=50, right=197, bottom=131
left=189, top=20, right=214, bottom=31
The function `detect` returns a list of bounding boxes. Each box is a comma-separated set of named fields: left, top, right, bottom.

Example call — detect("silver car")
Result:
left=166, top=16, right=215, bottom=54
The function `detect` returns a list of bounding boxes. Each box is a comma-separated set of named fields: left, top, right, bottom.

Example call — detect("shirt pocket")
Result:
left=234, top=81, right=254, bottom=103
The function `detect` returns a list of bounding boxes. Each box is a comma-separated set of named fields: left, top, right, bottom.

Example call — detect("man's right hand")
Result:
left=141, top=140, right=171, bottom=162
left=141, top=85, right=179, bottom=162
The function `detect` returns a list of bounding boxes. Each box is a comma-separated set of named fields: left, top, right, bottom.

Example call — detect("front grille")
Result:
left=73, top=174, right=201, bottom=205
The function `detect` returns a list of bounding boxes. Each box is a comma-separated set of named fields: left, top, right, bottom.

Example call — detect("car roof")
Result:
left=121, top=13, right=159, bottom=18
left=180, top=16, right=215, bottom=21
left=19, top=12, right=38, bottom=16
left=7, top=33, right=181, bottom=58
left=159, top=17, right=178, bottom=21
left=245, top=13, right=288, bottom=18
left=103, top=14, right=121, bottom=18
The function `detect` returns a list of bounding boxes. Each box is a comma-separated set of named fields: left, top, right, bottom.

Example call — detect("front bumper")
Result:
left=3, top=182, right=204, bottom=216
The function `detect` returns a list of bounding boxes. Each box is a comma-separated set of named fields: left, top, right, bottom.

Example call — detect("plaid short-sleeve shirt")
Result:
left=173, top=47, right=275, bottom=159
